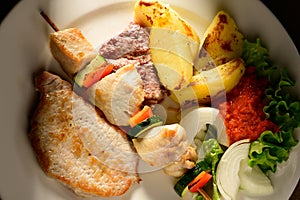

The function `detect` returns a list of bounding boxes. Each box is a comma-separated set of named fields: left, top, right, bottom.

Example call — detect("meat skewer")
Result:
left=39, top=9, right=195, bottom=178
left=41, top=11, right=97, bottom=77
left=40, top=11, right=164, bottom=124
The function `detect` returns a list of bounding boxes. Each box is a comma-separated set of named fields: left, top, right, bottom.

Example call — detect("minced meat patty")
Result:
left=98, top=22, right=167, bottom=104
left=99, top=22, right=150, bottom=59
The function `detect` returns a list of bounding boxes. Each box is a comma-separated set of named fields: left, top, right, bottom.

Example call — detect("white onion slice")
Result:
left=216, top=139, right=250, bottom=200
left=239, top=158, right=273, bottom=196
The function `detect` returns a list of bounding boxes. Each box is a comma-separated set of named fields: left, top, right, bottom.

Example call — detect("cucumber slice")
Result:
left=127, top=115, right=163, bottom=138
left=174, top=162, right=205, bottom=197
left=74, top=54, right=107, bottom=87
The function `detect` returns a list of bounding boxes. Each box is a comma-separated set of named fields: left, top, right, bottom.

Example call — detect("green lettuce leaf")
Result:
left=242, top=38, right=276, bottom=77
left=242, top=38, right=299, bottom=175
left=248, top=130, right=298, bottom=174
left=248, top=140, right=278, bottom=173
left=263, top=68, right=300, bottom=131
left=198, top=138, right=224, bottom=200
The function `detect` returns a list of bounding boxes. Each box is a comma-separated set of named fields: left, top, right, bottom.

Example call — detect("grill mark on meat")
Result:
left=98, top=22, right=167, bottom=104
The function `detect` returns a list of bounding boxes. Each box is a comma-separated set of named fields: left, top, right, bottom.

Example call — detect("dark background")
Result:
left=0, top=0, right=299, bottom=199
left=260, top=0, right=299, bottom=52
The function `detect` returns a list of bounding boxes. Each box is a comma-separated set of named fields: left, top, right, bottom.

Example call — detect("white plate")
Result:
left=0, top=0, right=299, bottom=199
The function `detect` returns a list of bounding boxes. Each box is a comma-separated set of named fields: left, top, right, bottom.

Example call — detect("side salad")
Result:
left=173, top=30, right=300, bottom=200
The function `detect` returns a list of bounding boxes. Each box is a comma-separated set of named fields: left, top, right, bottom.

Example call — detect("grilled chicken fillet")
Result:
left=132, top=124, right=189, bottom=167
left=29, top=71, right=139, bottom=197
left=86, top=64, right=145, bottom=126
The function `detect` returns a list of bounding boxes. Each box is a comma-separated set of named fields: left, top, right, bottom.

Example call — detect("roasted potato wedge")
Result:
left=171, top=58, right=246, bottom=104
left=150, top=28, right=199, bottom=65
left=150, top=48, right=193, bottom=90
left=134, top=0, right=200, bottom=90
left=195, top=11, right=244, bottom=71
left=134, top=0, right=200, bottom=42
left=150, top=28, right=199, bottom=90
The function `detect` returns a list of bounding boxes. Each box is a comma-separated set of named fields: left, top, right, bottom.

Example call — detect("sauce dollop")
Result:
left=218, top=66, right=279, bottom=145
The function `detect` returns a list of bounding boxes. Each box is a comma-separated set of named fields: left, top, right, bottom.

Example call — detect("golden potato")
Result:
left=195, top=11, right=244, bottom=71
left=171, top=58, right=246, bottom=105
left=150, top=28, right=199, bottom=90
left=134, top=0, right=200, bottom=90
left=150, top=48, right=193, bottom=90
left=134, top=0, right=200, bottom=42
left=150, top=28, right=199, bottom=65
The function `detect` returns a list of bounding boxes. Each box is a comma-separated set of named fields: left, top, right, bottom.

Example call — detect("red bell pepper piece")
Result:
left=82, top=64, right=114, bottom=88
left=188, top=171, right=212, bottom=193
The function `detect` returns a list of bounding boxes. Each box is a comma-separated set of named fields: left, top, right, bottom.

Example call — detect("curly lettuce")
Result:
left=264, top=67, right=300, bottom=131
left=242, top=39, right=299, bottom=175
left=242, top=38, right=276, bottom=77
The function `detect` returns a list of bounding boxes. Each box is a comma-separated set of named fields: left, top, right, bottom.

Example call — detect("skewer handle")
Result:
left=40, top=11, right=60, bottom=32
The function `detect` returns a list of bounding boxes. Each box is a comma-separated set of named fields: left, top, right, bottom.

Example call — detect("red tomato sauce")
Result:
left=218, top=66, right=279, bottom=145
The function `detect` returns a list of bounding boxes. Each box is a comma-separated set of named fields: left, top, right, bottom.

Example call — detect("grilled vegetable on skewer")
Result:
left=74, top=54, right=114, bottom=88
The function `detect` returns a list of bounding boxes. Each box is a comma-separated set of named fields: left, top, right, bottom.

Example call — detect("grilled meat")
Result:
left=29, top=71, right=139, bottom=197
left=99, top=22, right=167, bottom=104
left=132, top=124, right=189, bottom=167
left=49, top=28, right=97, bottom=77
left=86, top=64, right=145, bottom=126
left=163, top=145, right=198, bottom=177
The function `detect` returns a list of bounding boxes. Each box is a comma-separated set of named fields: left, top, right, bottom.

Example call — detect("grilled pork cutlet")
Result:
left=29, top=71, right=139, bottom=197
